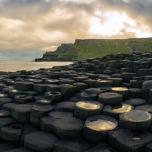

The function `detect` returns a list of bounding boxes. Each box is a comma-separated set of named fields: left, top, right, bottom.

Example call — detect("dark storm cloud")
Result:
left=0, top=0, right=95, bottom=20
left=99, top=0, right=152, bottom=24
left=0, top=0, right=152, bottom=22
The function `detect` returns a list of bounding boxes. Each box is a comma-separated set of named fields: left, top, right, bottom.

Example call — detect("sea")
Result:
left=0, top=51, right=72, bottom=72
left=0, top=60, right=73, bottom=72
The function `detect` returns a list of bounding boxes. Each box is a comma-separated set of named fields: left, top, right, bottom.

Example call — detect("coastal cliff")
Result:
left=35, top=38, right=152, bottom=61
left=35, top=43, right=76, bottom=61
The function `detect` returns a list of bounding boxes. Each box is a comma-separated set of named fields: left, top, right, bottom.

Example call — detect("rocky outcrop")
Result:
left=1, top=52, right=152, bottom=151
left=35, top=38, right=152, bottom=61
left=35, top=55, right=73, bottom=62
left=56, top=43, right=75, bottom=52
left=35, top=43, right=76, bottom=61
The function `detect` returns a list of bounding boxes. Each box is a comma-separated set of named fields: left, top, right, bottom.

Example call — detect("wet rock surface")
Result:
left=1, top=52, right=152, bottom=151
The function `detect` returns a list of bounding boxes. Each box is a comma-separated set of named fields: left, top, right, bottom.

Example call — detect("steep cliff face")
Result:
left=35, top=38, right=152, bottom=61
left=56, top=43, right=75, bottom=52
left=35, top=43, right=77, bottom=61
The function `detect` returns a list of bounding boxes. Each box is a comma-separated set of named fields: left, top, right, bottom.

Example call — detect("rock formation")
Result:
left=1, top=52, right=152, bottom=151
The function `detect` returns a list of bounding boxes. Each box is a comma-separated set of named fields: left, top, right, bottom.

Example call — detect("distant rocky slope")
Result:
left=35, top=38, right=152, bottom=61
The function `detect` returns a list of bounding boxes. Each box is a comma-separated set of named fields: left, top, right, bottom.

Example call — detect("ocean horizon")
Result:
left=0, top=51, right=72, bottom=72
left=0, top=59, right=72, bottom=72
left=0, top=50, right=43, bottom=61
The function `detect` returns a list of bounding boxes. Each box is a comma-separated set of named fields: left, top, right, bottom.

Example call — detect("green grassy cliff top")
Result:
left=43, top=38, right=152, bottom=60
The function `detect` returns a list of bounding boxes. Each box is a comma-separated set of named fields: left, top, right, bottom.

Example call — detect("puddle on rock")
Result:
left=76, top=101, right=102, bottom=110
left=112, top=104, right=133, bottom=113
left=112, top=87, right=128, bottom=91
left=124, top=110, right=151, bottom=122
left=87, top=119, right=117, bottom=131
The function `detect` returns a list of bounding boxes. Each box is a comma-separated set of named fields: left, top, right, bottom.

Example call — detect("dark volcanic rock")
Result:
left=55, top=101, right=75, bottom=112
left=0, top=142, right=18, bottom=151
left=80, top=88, right=102, bottom=100
left=103, top=103, right=133, bottom=118
left=145, top=142, right=152, bottom=152
left=0, top=97, right=12, bottom=107
left=41, top=116, right=83, bottom=138
left=86, top=143, right=118, bottom=152
left=1, top=52, right=152, bottom=151
left=109, top=129, right=152, bottom=152
left=60, top=84, right=77, bottom=99
left=125, top=98, right=146, bottom=106
left=1, top=123, right=23, bottom=144
left=30, top=104, right=54, bottom=126
left=14, top=94, right=33, bottom=104
left=54, top=139, right=91, bottom=152
left=83, top=115, right=118, bottom=142
left=98, top=92, right=123, bottom=105
left=48, top=111, right=73, bottom=119
left=24, top=131, right=57, bottom=152
left=119, top=110, right=152, bottom=131
left=142, top=80, right=152, bottom=90
left=11, top=104, right=32, bottom=123
left=33, top=84, right=47, bottom=94
left=0, top=110, right=10, bottom=117
left=0, top=117, right=14, bottom=128
left=15, top=82, right=33, bottom=91
left=74, top=101, right=103, bottom=120
left=4, top=148, right=33, bottom=152
left=44, top=91, right=62, bottom=103
left=135, top=104, right=152, bottom=113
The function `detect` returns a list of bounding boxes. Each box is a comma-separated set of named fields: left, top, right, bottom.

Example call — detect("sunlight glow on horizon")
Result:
left=127, top=25, right=152, bottom=38
left=0, top=0, right=152, bottom=51
left=89, top=11, right=152, bottom=38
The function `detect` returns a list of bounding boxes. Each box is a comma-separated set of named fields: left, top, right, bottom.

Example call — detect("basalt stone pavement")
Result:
left=0, top=52, right=152, bottom=151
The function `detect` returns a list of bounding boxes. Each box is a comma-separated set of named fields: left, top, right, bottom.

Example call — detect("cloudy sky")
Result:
left=0, top=0, right=152, bottom=56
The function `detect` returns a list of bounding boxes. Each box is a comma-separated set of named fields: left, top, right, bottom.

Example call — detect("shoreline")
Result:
left=35, top=58, right=74, bottom=62
left=0, top=60, right=73, bottom=72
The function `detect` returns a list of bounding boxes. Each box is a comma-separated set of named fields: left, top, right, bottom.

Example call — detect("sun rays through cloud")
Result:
left=89, top=11, right=152, bottom=38
left=0, top=0, right=152, bottom=52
